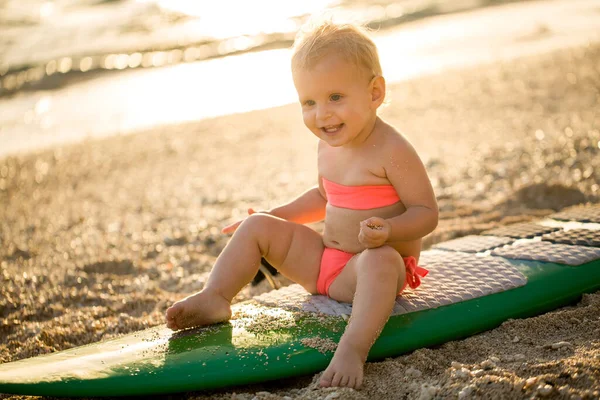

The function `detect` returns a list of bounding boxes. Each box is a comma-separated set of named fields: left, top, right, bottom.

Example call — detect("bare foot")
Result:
left=320, top=343, right=365, bottom=389
left=165, top=289, right=232, bottom=330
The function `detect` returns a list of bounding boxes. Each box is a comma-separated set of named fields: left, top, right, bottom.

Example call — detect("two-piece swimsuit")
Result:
left=316, top=177, right=429, bottom=297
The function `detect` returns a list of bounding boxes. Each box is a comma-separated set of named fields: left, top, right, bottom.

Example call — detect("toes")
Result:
left=330, top=372, right=343, bottom=387
left=347, top=377, right=356, bottom=389
left=165, top=311, right=174, bottom=323
left=166, top=319, right=179, bottom=330
left=319, top=370, right=334, bottom=387
left=339, top=375, right=350, bottom=387
left=165, top=313, right=177, bottom=329
left=165, top=304, right=181, bottom=320
left=165, top=305, right=183, bottom=330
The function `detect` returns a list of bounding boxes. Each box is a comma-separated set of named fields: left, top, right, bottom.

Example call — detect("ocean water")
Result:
left=1, top=0, right=598, bottom=157
left=1, top=0, right=515, bottom=94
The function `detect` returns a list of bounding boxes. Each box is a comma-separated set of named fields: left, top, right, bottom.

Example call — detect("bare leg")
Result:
left=321, top=246, right=406, bottom=389
left=166, top=213, right=323, bottom=330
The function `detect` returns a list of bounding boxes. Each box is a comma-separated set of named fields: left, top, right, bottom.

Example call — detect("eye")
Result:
left=303, top=100, right=315, bottom=107
left=330, top=94, right=342, bottom=102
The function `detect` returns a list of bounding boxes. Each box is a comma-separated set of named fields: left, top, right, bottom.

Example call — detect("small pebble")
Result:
left=558, top=385, right=571, bottom=396
left=325, top=392, right=340, bottom=400
left=512, top=336, right=520, bottom=343
left=406, top=367, right=422, bottom=378
left=366, top=223, right=383, bottom=230
left=481, top=359, right=496, bottom=370
left=458, top=385, right=474, bottom=399
left=525, top=377, right=538, bottom=388
left=515, top=380, right=526, bottom=391
left=453, top=368, right=471, bottom=379
left=550, top=341, right=573, bottom=349
left=451, top=361, right=462, bottom=369
left=472, top=369, right=485, bottom=377
left=418, top=384, right=438, bottom=400
left=537, top=384, right=553, bottom=397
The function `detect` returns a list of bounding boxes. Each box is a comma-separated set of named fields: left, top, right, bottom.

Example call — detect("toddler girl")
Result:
left=166, top=20, right=438, bottom=389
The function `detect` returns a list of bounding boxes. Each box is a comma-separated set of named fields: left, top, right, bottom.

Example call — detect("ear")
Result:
left=370, top=75, right=386, bottom=109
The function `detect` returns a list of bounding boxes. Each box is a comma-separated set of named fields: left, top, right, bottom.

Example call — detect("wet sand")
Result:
left=1, top=42, right=600, bottom=399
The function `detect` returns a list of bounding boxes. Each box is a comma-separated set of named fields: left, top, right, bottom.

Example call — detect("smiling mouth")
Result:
left=321, top=124, right=344, bottom=135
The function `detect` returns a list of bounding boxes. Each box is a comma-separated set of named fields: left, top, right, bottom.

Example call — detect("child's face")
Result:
left=293, top=55, right=378, bottom=147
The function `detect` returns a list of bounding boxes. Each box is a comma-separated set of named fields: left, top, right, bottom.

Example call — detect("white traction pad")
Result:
left=482, top=223, right=561, bottom=239
left=432, top=235, right=515, bottom=253
left=491, top=241, right=600, bottom=266
left=254, top=251, right=527, bottom=317
left=550, top=204, right=600, bottom=224
left=542, top=229, right=600, bottom=247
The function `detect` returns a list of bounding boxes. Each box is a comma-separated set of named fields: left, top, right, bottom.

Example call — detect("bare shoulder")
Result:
left=375, top=120, right=420, bottom=163
left=376, top=121, right=436, bottom=212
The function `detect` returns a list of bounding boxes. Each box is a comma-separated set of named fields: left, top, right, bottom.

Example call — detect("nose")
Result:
left=316, top=104, right=331, bottom=122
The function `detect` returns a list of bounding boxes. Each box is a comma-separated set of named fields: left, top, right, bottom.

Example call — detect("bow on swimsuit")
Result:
left=316, top=177, right=429, bottom=297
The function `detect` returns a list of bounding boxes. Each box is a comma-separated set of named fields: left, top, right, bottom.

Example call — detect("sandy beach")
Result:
left=2, top=30, right=600, bottom=400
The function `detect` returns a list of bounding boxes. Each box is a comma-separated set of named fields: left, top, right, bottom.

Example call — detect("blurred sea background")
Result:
left=0, top=0, right=559, bottom=156
left=0, top=0, right=528, bottom=73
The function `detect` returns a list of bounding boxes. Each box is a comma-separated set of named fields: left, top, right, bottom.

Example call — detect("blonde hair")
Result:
left=291, top=19, right=382, bottom=79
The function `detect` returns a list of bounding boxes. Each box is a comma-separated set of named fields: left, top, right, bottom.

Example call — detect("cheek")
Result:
left=333, top=102, right=350, bottom=117
left=302, top=110, right=314, bottom=127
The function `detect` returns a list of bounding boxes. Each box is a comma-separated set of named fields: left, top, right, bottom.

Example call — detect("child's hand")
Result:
left=221, top=208, right=258, bottom=234
left=358, top=217, right=391, bottom=248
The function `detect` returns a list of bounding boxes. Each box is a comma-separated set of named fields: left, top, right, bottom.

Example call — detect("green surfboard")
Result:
left=1, top=205, right=600, bottom=397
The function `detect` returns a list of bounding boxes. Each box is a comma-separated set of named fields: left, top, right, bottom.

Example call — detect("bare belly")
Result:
left=322, top=202, right=422, bottom=258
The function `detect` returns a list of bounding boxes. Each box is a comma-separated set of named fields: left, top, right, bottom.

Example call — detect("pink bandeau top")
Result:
left=322, top=177, right=401, bottom=210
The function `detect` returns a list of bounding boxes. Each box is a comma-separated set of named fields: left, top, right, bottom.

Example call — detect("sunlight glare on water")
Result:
left=142, top=0, right=340, bottom=38
left=2, top=0, right=599, bottom=157
left=124, top=49, right=297, bottom=129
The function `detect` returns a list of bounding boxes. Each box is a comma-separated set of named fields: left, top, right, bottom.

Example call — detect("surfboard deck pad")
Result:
left=542, top=228, right=600, bottom=247
left=1, top=204, right=600, bottom=397
left=256, top=251, right=527, bottom=317
left=432, top=234, right=515, bottom=253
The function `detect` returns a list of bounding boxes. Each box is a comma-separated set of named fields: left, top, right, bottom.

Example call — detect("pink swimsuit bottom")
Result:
left=316, top=248, right=429, bottom=296
left=316, top=178, right=429, bottom=297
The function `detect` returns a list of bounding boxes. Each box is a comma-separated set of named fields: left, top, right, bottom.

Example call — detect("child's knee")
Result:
left=359, top=246, right=403, bottom=276
left=239, top=213, right=278, bottom=236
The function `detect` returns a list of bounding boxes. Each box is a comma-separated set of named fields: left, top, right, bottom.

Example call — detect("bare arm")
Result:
left=384, top=205, right=438, bottom=242
left=269, top=185, right=327, bottom=224
left=384, top=139, right=438, bottom=241
left=222, top=179, right=327, bottom=234
left=360, top=136, right=438, bottom=246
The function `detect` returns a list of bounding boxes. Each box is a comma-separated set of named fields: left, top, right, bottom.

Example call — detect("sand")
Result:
left=1, top=40, right=600, bottom=399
